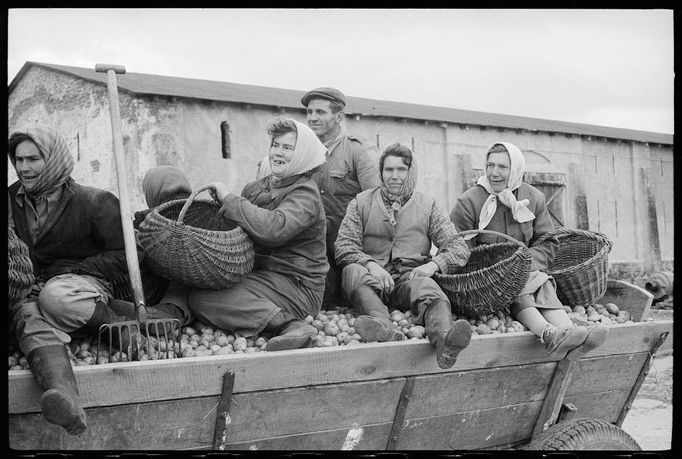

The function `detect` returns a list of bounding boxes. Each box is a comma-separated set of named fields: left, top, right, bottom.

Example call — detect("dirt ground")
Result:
left=620, top=307, right=674, bottom=451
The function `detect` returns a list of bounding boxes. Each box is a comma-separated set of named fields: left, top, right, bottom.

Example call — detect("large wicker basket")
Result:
left=136, top=186, right=255, bottom=289
left=434, top=229, right=532, bottom=318
left=535, top=227, right=612, bottom=307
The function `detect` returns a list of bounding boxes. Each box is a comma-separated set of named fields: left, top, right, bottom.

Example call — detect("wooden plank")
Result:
left=221, top=422, right=394, bottom=451
left=9, top=378, right=404, bottom=451
left=223, top=379, right=404, bottom=443
left=566, top=353, right=649, bottom=396
left=531, top=359, right=577, bottom=437
left=598, top=279, right=653, bottom=322
left=8, top=320, right=671, bottom=414
left=397, top=401, right=543, bottom=450
left=563, top=388, right=632, bottom=424
left=404, top=362, right=555, bottom=418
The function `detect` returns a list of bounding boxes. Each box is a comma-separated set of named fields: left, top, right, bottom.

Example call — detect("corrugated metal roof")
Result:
left=10, top=61, right=673, bottom=146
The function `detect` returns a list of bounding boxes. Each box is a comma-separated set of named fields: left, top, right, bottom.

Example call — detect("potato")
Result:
left=477, top=324, right=492, bottom=335
left=255, top=337, right=267, bottom=347
left=323, top=322, right=340, bottom=336
left=486, top=318, right=499, bottom=330
left=304, top=315, right=314, bottom=324
left=317, top=313, right=329, bottom=323
left=233, top=337, right=247, bottom=352
left=406, top=325, right=425, bottom=339
left=605, top=303, right=620, bottom=314
left=312, top=320, right=325, bottom=331
left=184, top=326, right=197, bottom=337
left=215, top=335, right=230, bottom=347
left=573, top=305, right=586, bottom=315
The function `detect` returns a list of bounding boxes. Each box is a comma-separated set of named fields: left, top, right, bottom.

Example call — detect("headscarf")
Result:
left=473, top=141, right=535, bottom=236
left=8, top=126, right=75, bottom=199
left=261, top=119, right=326, bottom=183
left=379, top=151, right=417, bottom=226
left=142, top=165, right=192, bottom=208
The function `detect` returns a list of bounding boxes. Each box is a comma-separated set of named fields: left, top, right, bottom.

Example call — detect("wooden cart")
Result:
left=8, top=280, right=672, bottom=451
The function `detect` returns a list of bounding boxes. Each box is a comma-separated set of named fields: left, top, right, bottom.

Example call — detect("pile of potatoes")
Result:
left=7, top=301, right=632, bottom=371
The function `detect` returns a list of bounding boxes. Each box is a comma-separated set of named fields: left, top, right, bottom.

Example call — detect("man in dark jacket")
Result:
left=8, top=126, right=133, bottom=435
left=301, top=87, right=381, bottom=308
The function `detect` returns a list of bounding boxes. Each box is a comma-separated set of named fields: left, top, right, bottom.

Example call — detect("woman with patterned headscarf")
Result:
left=334, top=143, right=473, bottom=370
left=451, top=141, right=608, bottom=360
left=187, top=117, right=329, bottom=351
left=7, top=126, right=132, bottom=435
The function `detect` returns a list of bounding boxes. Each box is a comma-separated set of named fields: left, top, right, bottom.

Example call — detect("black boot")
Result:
left=424, top=299, right=472, bottom=369
left=351, top=285, right=405, bottom=342
left=265, top=312, right=317, bottom=352
left=82, top=300, right=145, bottom=353
left=26, top=345, right=87, bottom=435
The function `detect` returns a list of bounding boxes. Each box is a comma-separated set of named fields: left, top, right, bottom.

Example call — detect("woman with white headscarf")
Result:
left=189, top=118, right=328, bottom=351
left=451, top=142, right=607, bottom=360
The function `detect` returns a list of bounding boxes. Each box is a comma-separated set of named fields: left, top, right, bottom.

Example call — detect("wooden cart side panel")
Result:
left=221, top=423, right=394, bottom=451
left=403, top=362, right=555, bottom=418
left=567, top=353, right=649, bottom=396
left=8, top=378, right=406, bottom=451
left=8, top=321, right=672, bottom=415
left=563, top=389, right=633, bottom=423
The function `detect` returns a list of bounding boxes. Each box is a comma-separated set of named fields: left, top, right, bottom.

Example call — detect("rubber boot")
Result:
left=424, top=299, right=472, bottom=369
left=565, top=324, right=609, bottom=360
left=82, top=300, right=145, bottom=353
left=351, top=285, right=405, bottom=342
left=26, top=345, right=87, bottom=435
left=265, top=312, right=317, bottom=352
left=541, top=325, right=589, bottom=360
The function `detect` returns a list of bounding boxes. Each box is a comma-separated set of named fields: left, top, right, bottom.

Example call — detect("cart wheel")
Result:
left=525, top=418, right=641, bottom=450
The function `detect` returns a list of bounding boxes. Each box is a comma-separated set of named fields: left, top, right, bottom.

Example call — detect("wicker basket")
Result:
left=111, top=269, right=169, bottom=306
left=535, top=227, right=612, bottom=307
left=434, top=229, right=532, bottom=318
left=136, top=186, right=255, bottom=289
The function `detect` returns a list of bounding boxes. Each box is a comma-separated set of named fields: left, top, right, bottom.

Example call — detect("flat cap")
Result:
left=301, top=87, right=346, bottom=108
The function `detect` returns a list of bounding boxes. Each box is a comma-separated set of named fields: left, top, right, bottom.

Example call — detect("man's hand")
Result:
left=408, top=261, right=439, bottom=280
left=367, top=261, right=395, bottom=294
left=205, top=182, right=230, bottom=203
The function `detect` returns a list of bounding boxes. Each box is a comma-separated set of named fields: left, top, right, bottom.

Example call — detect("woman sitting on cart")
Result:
left=189, top=117, right=328, bottom=351
left=450, top=141, right=608, bottom=360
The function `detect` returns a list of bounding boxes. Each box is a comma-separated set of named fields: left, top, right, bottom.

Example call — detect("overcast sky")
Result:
left=7, top=8, right=674, bottom=134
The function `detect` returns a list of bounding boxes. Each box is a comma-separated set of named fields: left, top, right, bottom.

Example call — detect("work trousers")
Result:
left=341, top=263, right=449, bottom=324
left=188, top=270, right=323, bottom=337
left=8, top=273, right=113, bottom=355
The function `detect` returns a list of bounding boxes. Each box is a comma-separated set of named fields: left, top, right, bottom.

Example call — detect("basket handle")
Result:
left=455, top=229, right=526, bottom=248
left=177, top=185, right=215, bottom=224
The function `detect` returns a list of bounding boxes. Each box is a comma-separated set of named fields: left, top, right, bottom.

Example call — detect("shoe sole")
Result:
left=565, top=325, right=609, bottom=361
left=546, top=327, right=589, bottom=360
left=266, top=334, right=315, bottom=352
left=354, top=316, right=405, bottom=342
left=41, top=389, right=87, bottom=435
left=437, top=320, right=473, bottom=369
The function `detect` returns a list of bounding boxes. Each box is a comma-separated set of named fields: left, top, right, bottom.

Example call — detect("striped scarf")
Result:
left=9, top=126, right=75, bottom=199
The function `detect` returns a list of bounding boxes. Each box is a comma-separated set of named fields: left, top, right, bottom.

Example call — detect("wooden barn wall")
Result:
left=7, top=67, right=674, bottom=267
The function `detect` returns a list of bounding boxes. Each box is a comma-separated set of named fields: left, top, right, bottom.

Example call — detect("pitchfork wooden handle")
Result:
left=177, top=185, right=215, bottom=224
left=455, top=229, right=526, bottom=247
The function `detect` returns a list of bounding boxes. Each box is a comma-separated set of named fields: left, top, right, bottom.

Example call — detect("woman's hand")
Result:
left=408, top=261, right=439, bottom=280
left=205, top=182, right=230, bottom=203
left=367, top=261, right=395, bottom=294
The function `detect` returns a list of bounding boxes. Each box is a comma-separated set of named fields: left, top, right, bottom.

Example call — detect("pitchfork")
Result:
left=94, top=63, right=181, bottom=362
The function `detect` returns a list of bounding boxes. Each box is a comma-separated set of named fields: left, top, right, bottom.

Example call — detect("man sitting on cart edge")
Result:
left=450, top=141, right=608, bottom=360
left=334, top=143, right=473, bottom=369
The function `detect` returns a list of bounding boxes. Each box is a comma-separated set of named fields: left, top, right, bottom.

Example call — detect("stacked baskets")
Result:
left=434, top=229, right=532, bottom=317
left=536, top=228, right=613, bottom=307
left=136, top=186, right=255, bottom=290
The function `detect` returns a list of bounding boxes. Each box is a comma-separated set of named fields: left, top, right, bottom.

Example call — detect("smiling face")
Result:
left=306, top=98, right=342, bottom=141
left=14, top=140, right=46, bottom=191
left=486, top=151, right=511, bottom=193
left=381, top=155, right=410, bottom=194
left=269, top=131, right=297, bottom=178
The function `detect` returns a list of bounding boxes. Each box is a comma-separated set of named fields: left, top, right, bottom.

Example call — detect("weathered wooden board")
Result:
left=8, top=320, right=672, bottom=415
left=567, top=352, right=648, bottom=395
left=9, top=378, right=405, bottom=451
left=563, top=388, right=633, bottom=423
left=403, top=362, right=555, bottom=419
left=397, top=401, right=543, bottom=449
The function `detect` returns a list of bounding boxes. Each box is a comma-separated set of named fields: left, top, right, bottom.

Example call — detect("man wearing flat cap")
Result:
left=301, top=87, right=380, bottom=308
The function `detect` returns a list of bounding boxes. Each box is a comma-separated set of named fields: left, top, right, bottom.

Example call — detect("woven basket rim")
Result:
left=544, top=228, right=613, bottom=277
left=147, top=198, right=238, bottom=235
left=434, top=242, right=528, bottom=281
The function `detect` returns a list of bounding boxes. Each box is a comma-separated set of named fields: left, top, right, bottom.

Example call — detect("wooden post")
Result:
left=568, top=162, right=589, bottom=230
left=640, top=167, right=662, bottom=271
